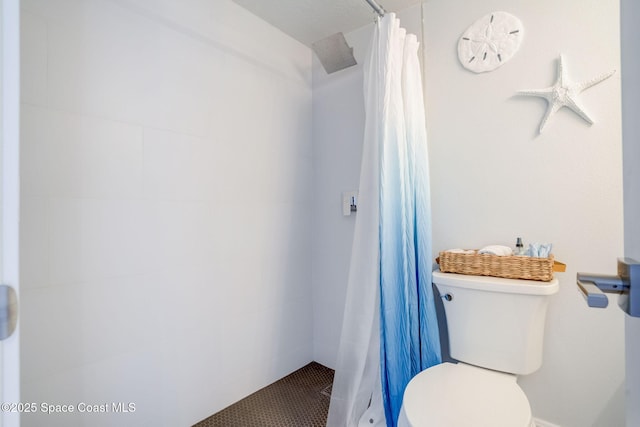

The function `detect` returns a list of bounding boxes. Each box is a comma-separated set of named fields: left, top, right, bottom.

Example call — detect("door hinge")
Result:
left=0, top=285, right=18, bottom=340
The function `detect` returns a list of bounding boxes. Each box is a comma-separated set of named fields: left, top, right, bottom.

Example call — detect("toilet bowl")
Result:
left=398, top=271, right=558, bottom=427
left=398, top=362, right=533, bottom=427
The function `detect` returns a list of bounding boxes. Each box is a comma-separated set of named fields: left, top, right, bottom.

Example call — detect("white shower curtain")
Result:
left=327, top=13, right=441, bottom=427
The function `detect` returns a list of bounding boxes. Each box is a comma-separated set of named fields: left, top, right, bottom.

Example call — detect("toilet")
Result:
left=398, top=270, right=559, bottom=427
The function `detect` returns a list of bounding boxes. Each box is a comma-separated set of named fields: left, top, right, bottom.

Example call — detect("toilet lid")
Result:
left=401, top=362, right=532, bottom=427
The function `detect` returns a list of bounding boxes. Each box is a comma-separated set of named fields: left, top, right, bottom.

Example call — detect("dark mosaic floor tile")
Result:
left=194, top=362, right=334, bottom=427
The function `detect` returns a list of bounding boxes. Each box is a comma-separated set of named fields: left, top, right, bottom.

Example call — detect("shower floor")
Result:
left=193, top=362, right=334, bottom=427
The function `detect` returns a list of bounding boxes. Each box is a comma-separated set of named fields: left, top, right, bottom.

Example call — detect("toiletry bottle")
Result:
left=515, top=237, right=524, bottom=256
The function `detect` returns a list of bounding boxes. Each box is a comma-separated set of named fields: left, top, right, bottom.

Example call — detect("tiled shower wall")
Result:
left=19, top=0, right=313, bottom=425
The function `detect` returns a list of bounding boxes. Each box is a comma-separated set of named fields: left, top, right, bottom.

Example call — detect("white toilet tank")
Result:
left=433, top=271, right=559, bottom=375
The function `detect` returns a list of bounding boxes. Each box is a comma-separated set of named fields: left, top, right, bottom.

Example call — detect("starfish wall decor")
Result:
left=517, top=55, right=616, bottom=134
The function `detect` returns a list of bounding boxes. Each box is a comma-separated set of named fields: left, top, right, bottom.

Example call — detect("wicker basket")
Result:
left=438, top=250, right=557, bottom=282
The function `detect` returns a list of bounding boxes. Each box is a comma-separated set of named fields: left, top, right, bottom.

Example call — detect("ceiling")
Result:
left=231, top=0, right=421, bottom=47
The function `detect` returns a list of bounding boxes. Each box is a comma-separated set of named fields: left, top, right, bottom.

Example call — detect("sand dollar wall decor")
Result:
left=458, top=11, right=524, bottom=73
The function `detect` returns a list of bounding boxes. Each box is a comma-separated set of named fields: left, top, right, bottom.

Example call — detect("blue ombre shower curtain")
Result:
left=327, top=13, right=441, bottom=427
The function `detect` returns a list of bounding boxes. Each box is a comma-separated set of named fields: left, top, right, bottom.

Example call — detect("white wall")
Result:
left=310, top=25, right=366, bottom=368
left=424, top=1, right=624, bottom=426
left=313, top=1, right=626, bottom=426
left=19, top=0, right=312, bottom=426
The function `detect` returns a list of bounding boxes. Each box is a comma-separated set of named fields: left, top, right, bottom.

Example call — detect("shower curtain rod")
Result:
left=364, top=0, right=386, bottom=17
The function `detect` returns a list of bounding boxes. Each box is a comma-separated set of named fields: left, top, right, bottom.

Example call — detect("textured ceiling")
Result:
left=232, top=0, right=420, bottom=46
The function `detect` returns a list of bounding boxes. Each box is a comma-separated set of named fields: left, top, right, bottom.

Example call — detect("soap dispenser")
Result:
left=515, top=237, right=525, bottom=256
